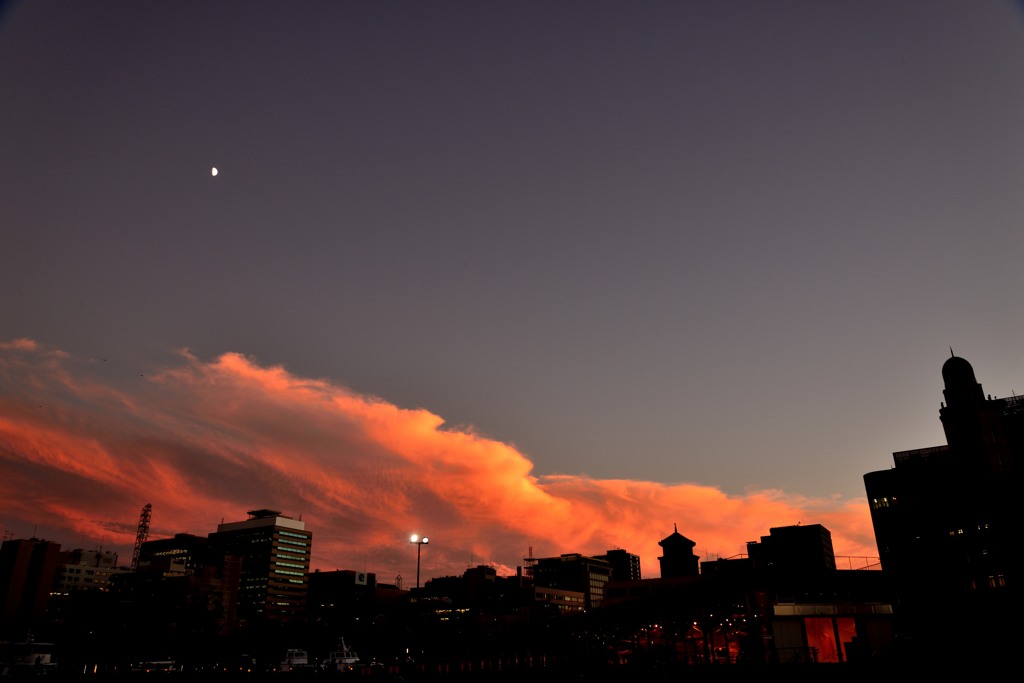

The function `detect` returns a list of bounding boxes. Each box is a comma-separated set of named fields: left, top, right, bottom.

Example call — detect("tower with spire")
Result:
left=658, top=523, right=700, bottom=578
left=863, top=351, right=1023, bottom=660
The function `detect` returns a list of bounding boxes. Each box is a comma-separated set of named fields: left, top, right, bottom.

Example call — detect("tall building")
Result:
left=207, top=509, right=312, bottom=625
left=0, top=537, right=62, bottom=637
left=863, top=353, right=1022, bottom=659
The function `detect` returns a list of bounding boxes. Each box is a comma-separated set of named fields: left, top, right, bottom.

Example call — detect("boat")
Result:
left=321, top=639, right=360, bottom=672
left=279, top=648, right=314, bottom=673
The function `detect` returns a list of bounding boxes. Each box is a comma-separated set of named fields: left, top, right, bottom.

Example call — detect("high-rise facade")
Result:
left=208, top=509, right=312, bottom=624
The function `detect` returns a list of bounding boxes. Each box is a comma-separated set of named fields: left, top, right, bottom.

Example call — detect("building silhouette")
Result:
left=136, top=533, right=210, bottom=577
left=863, top=352, right=1023, bottom=660
left=605, top=523, right=895, bottom=665
left=658, top=523, right=699, bottom=578
left=746, top=523, right=835, bottom=576
left=599, top=549, right=642, bottom=582
left=307, top=568, right=376, bottom=630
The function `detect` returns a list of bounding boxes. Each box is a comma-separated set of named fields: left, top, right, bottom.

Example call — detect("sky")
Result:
left=2, top=1, right=1023, bottom=582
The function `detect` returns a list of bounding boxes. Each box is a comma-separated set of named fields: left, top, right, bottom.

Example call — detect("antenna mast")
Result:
left=131, top=503, right=152, bottom=570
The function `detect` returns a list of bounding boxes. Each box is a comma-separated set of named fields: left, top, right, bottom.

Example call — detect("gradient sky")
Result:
left=2, top=1, right=1023, bottom=582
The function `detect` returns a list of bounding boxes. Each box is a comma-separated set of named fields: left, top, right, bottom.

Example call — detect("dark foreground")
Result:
left=7, top=656, right=1008, bottom=682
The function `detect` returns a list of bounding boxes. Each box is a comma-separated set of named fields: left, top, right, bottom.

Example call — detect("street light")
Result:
left=410, top=534, right=429, bottom=589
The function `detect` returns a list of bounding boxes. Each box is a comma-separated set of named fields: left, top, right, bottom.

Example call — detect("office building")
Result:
left=207, top=509, right=312, bottom=624
left=136, top=533, right=210, bottom=577
left=52, top=549, right=127, bottom=595
left=531, top=553, right=613, bottom=609
left=307, top=568, right=376, bottom=630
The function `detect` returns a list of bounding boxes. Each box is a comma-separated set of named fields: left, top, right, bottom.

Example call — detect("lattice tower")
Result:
left=131, top=503, right=152, bottom=570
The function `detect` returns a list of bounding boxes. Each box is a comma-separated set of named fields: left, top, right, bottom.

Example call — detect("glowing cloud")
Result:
left=0, top=340, right=879, bottom=581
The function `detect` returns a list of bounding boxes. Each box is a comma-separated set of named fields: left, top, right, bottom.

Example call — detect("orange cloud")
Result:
left=0, top=338, right=40, bottom=352
left=0, top=339, right=879, bottom=581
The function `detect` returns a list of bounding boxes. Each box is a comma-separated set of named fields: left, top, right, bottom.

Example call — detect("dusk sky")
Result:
left=2, top=1, right=1023, bottom=582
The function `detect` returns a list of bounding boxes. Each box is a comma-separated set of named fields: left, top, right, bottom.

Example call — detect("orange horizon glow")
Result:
left=0, top=338, right=880, bottom=581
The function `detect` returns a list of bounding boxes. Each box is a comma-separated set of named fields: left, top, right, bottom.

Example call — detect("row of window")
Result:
left=275, top=561, right=306, bottom=570
left=274, top=569, right=306, bottom=577
left=278, top=542, right=309, bottom=551
left=966, top=575, right=1007, bottom=590
left=947, top=522, right=991, bottom=536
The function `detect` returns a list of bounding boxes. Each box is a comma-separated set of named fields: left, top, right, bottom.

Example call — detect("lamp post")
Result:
left=410, top=534, right=429, bottom=589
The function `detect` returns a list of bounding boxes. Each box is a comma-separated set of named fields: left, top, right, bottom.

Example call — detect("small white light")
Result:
left=211, top=167, right=219, bottom=176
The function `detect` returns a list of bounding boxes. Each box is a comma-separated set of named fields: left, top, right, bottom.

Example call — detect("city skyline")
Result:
left=0, top=336, right=920, bottom=581
left=3, top=1, right=1024, bottom=581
